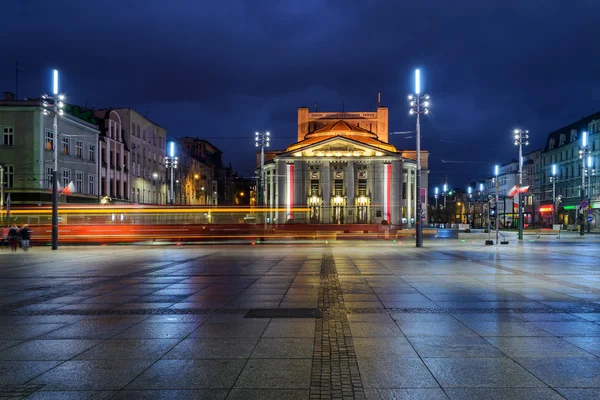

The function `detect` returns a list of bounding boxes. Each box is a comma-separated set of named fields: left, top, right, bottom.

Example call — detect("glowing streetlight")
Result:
left=513, top=128, right=529, bottom=240
left=41, top=69, right=67, bottom=250
left=408, top=68, right=430, bottom=248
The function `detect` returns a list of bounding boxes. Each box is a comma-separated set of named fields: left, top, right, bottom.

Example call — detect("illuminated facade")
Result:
left=262, top=107, right=429, bottom=225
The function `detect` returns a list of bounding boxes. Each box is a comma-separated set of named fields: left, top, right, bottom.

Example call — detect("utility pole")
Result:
left=41, top=70, right=65, bottom=250
left=513, top=129, right=529, bottom=240
left=408, top=69, right=430, bottom=248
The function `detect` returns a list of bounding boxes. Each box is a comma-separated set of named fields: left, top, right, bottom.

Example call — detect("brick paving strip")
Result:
left=310, top=248, right=365, bottom=400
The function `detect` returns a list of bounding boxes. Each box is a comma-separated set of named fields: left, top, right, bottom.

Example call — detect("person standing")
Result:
left=8, top=224, right=19, bottom=252
left=19, top=224, right=31, bottom=251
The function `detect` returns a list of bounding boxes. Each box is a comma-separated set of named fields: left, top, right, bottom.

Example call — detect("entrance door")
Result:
left=357, top=206, right=368, bottom=223
left=333, top=206, right=344, bottom=224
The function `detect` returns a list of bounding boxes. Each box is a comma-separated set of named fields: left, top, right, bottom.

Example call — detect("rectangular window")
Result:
left=88, top=174, right=95, bottom=195
left=46, top=166, right=53, bottom=189
left=62, top=169, right=70, bottom=189
left=45, top=129, right=54, bottom=150
left=76, top=140, right=83, bottom=158
left=89, top=144, right=95, bottom=161
left=310, top=179, right=319, bottom=196
left=61, top=136, right=70, bottom=155
left=2, top=126, right=14, bottom=146
left=358, top=179, right=367, bottom=196
left=75, top=172, right=83, bottom=193
left=334, top=179, right=343, bottom=196
left=2, top=165, right=14, bottom=188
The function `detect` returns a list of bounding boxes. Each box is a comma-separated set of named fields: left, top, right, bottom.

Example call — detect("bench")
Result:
left=524, top=230, right=560, bottom=238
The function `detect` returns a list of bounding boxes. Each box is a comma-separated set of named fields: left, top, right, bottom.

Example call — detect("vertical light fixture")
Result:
left=513, top=128, right=529, bottom=240
left=165, top=141, right=178, bottom=204
left=551, top=164, right=557, bottom=227
left=494, top=165, right=499, bottom=244
left=408, top=68, right=430, bottom=248
left=41, top=69, right=66, bottom=250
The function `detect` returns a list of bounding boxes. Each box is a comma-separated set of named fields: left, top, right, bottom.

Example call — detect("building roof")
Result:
left=543, top=111, right=600, bottom=152
left=287, top=120, right=397, bottom=153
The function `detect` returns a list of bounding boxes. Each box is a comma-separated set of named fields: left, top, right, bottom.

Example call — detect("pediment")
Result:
left=282, top=136, right=397, bottom=158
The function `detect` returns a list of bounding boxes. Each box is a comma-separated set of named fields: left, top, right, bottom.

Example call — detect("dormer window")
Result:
left=559, top=134, right=565, bottom=146
left=549, top=138, right=555, bottom=150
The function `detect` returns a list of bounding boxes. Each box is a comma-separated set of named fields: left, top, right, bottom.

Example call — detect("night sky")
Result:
left=2, top=1, right=599, bottom=189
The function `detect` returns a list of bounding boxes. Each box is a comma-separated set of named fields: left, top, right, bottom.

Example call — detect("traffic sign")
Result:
left=581, top=201, right=588, bottom=209
left=587, top=216, right=593, bottom=223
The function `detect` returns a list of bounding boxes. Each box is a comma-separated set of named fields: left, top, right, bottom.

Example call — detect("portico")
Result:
left=263, top=107, right=429, bottom=225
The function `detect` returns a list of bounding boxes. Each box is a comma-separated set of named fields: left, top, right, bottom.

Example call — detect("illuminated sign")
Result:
left=563, top=205, right=576, bottom=210
left=539, top=206, right=553, bottom=213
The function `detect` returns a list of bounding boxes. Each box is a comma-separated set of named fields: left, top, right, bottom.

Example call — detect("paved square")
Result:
left=0, top=238, right=600, bottom=399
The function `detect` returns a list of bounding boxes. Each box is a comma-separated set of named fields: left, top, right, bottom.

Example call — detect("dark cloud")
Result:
left=1, top=0, right=599, bottom=187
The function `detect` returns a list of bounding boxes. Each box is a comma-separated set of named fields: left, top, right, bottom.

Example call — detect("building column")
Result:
left=346, top=161, right=355, bottom=223
left=111, top=141, right=117, bottom=197
left=119, top=142, right=124, bottom=198
left=104, top=142, right=110, bottom=196
left=276, top=160, right=286, bottom=224
left=322, top=162, right=331, bottom=223
left=391, top=159, right=401, bottom=225
left=269, top=168, right=275, bottom=223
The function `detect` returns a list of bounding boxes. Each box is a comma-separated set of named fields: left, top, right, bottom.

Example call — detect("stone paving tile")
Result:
left=234, top=359, right=312, bottom=389
left=0, top=339, right=102, bottom=360
left=364, top=388, right=449, bottom=399
left=262, top=319, right=316, bottom=338
left=348, top=321, right=403, bottom=337
left=75, top=338, right=180, bottom=360
left=529, top=321, right=600, bottom=336
left=251, top=337, right=313, bottom=358
left=444, top=388, right=565, bottom=400
left=226, top=389, right=309, bottom=399
left=30, top=359, right=155, bottom=390
left=397, top=321, right=477, bottom=337
left=515, top=357, right=600, bottom=387
left=485, top=337, right=595, bottom=358
left=163, top=337, right=258, bottom=359
left=555, top=388, right=600, bottom=400
left=358, top=358, right=439, bottom=389
left=0, top=324, right=65, bottom=340
left=408, top=336, right=505, bottom=358
left=0, top=360, right=61, bottom=385
left=460, top=321, right=552, bottom=337
left=114, top=322, right=200, bottom=339
left=423, top=357, right=546, bottom=388
left=24, top=391, right=117, bottom=399
left=189, top=321, right=269, bottom=338
left=562, top=337, right=600, bottom=357
left=353, top=337, right=419, bottom=359
left=109, top=389, right=229, bottom=399
left=126, top=359, right=246, bottom=389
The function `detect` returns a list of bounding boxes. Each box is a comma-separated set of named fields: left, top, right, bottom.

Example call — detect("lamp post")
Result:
left=434, top=187, right=438, bottom=221
left=467, top=186, right=472, bottom=227
left=551, top=164, right=557, bottom=227
left=41, top=69, right=66, bottom=250
left=578, top=131, right=590, bottom=235
left=586, top=155, right=594, bottom=233
left=255, top=131, right=270, bottom=228
left=478, top=183, right=484, bottom=229
left=513, top=128, right=529, bottom=240
left=165, top=141, right=178, bottom=205
left=494, top=165, right=499, bottom=244
left=408, top=68, right=430, bottom=248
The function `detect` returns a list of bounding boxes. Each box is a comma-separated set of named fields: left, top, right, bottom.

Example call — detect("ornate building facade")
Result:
left=262, top=107, right=429, bottom=225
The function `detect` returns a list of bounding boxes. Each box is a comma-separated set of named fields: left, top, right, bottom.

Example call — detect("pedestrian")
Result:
left=8, top=224, right=19, bottom=252
left=19, top=224, right=31, bottom=252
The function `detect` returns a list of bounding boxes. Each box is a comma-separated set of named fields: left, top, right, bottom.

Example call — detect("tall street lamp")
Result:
left=41, top=69, right=66, bottom=250
left=255, top=131, right=270, bottom=227
left=467, top=186, right=472, bottom=226
left=478, top=183, right=485, bottom=229
left=578, top=131, right=590, bottom=235
left=494, top=165, right=499, bottom=244
left=434, top=187, right=438, bottom=217
left=408, top=69, right=430, bottom=248
left=586, top=155, right=594, bottom=232
left=165, top=141, right=178, bottom=205
left=513, top=128, right=529, bottom=240
left=551, top=164, right=557, bottom=227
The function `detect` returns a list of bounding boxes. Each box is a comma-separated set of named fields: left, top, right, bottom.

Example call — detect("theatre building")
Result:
left=262, top=107, right=429, bottom=225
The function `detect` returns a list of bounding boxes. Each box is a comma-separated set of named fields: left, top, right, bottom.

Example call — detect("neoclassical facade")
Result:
left=262, top=107, right=428, bottom=225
